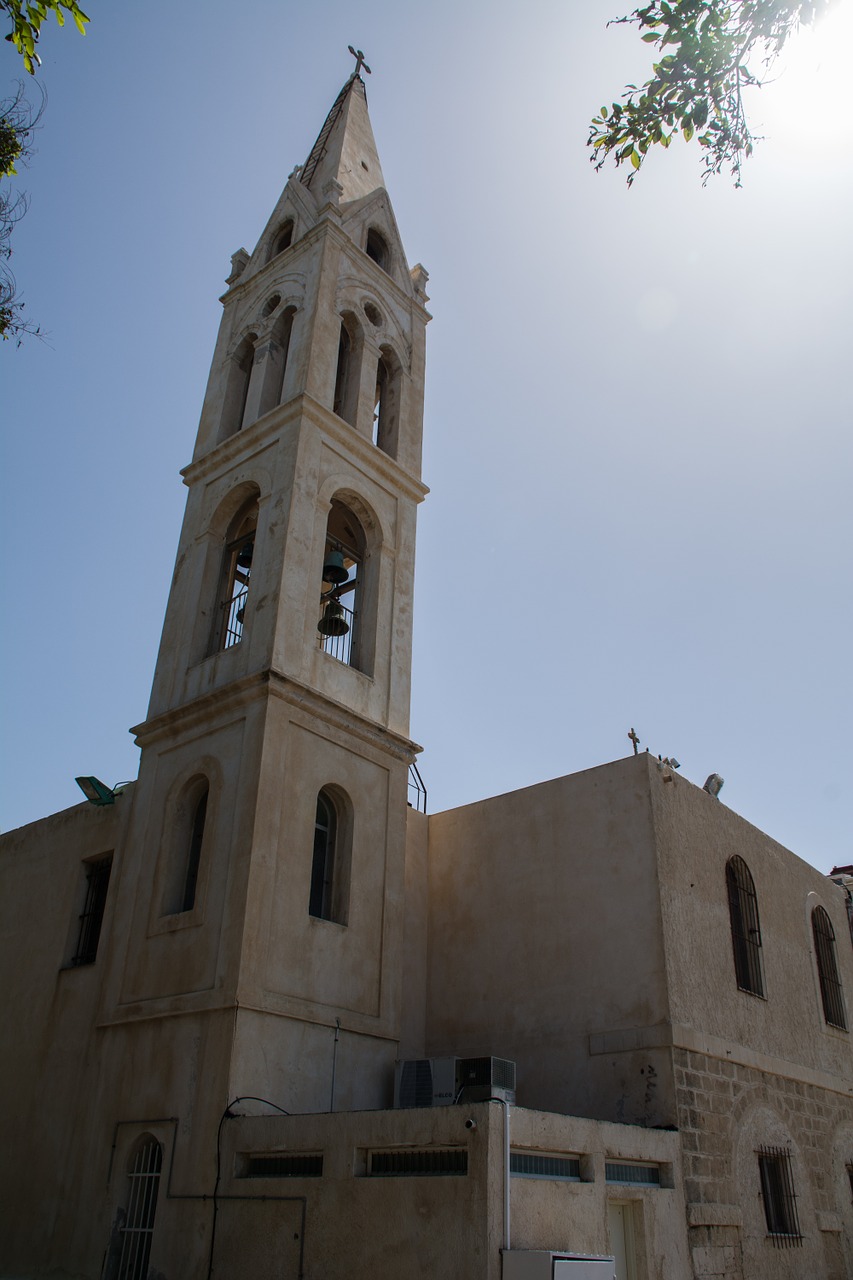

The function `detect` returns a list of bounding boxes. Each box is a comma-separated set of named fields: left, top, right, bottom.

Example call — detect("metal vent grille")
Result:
left=368, top=1148, right=467, bottom=1177
left=243, top=1153, right=323, bottom=1178
left=458, top=1056, right=516, bottom=1093
left=511, top=1153, right=581, bottom=1180
left=398, top=1059, right=434, bottom=1108
left=605, top=1161, right=660, bottom=1186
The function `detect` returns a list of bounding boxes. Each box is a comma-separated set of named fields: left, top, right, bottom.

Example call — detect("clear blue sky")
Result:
left=2, top=0, right=851, bottom=873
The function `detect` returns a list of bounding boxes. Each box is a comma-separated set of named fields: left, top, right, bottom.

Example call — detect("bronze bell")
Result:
left=236, top=539, right=254, bottom=570
left=322, top=549, right=349, bottom=585
left=317, top=600, right=349, bottom=637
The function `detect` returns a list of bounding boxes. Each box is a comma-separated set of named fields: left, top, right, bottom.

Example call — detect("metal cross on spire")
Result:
left=348, top=46, right=372, bottom=77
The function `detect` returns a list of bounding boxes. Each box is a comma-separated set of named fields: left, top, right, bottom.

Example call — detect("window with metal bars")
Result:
left=511, top=1152, right=581, bottom=1180
left=725, top=856, right=765, bottom=997
left=757, top=1146, right=802, bottom=1245
left=242, top=1153, right=323, bottom=1178
left=72, top=857, right=111, bottom=965
left=180, top=787, right=207, bottom=913
left=368, top=1148, right=467, bottom=1177
left=605, top=1161, right=661, bottom=1186
left=117, top=1137, right=162, bottom=1280
left=812, top=906, right=848, bottom=1030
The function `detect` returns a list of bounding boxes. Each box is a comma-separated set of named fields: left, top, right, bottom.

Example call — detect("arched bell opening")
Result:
left=257, top=305, right=296, bottom=417
left=219, top=332, right=258, bottom=441
left=373, top=345, right=402, bottom=459
left=215, top=496, right=259, bottom=652
left=317, top=500, right=366, bottom=669
left=269, top=218, right=294, bottom=260
left=332, top=313, right=363, bottom=426
left=365, top=227, right=390, bottom=273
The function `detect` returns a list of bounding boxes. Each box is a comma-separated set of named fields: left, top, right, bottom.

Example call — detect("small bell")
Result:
left=235, top=606, right=246, bottom=626
left=322, top=548, right=349, bottom=585
left=317, top=600, right=350, bottom=637
left=236, top=539, right=254, bottom=570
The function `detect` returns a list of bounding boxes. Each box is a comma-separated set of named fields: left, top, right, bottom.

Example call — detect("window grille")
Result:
left=72, top=857, right=111, bottom=965
left=368, top=1148, right=467, bottom=1177
left=117, top=1138, right=162, bottom=1280
left=812, top=906, right=848, bottom=1030
left=220, top=528, right=254, bottom=649
left=605, top=1161, right=660, bottom=1186
left=757, top=1146, right=802, bottom=1246
left=243, top=1153, right=323, bottom=1178
left=726, top=856, right=765, bottom=997
left=511, top=1153, right=581, bottom=1181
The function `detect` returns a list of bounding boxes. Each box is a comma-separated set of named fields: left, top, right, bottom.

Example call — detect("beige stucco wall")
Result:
left=424, top=756, right=676, bottom=1126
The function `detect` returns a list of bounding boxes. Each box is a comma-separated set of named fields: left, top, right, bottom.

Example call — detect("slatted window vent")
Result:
left=511, top=1153, right=581, bottom=1181
left=368, top=1148, right=467, bottom=1177
left=758, top=1146, right=802, bottom=1247
left=605, top=1161, right=660, bottom=1186
left=242, top=1153, right=323, bottom=1178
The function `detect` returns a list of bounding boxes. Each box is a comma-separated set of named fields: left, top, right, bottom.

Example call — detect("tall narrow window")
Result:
left=317, top=500, right=365, bottom=668
left=310, top=791, right=337, bottom=920
left=217, top=499, right=258, bottom=650
left=181, top=787, right=207, bottom=912
left=726, top=856, right=765, bottom=997
left=372, top=348, right=401, bottom=458
left=220, top=333, right=257, bottom=440
left=757, top=1146, right=802, bottom=1245
left=117, top=1138, right=162, bottom=1279
left=333, top=320, right=353, bottom=423
left=255, top=306, right=295, bottom=418
left=813, top=905, right=847, bottom=1030
left=72, top=856, right=112, bottom=965
left=308, top=788, right=351, bottom=925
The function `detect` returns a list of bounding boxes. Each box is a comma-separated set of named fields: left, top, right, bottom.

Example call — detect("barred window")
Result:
left=511, top=1152, right=581, bottom=1181
left=368, top=1148, right=467, bottom=1177
left=812, top=906, right=847, bottom=1030
left=117, top=1137, right=162, bottom=1279
left=757, top=1146, right=802, bottom=1246
left=72, top=857, right=112, bottom=965
left=605, top=1161, right=660, bottom=1186
left=726, top=856, right=765, bottom=997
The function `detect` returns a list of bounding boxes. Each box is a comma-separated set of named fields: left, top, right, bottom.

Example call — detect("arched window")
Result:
left=317, top=500, right=365, bottom=669
left=333, top=314, right=364, bottom=427
left=270, top=218, right=294, bottom=259
left=181, top=785, right=208, bottom=912
left=309, top=788, right=351, bottom=924
left=726, top=856, right=765, bottom=997
left=365, top=227, right=389, bottom=272
left=373, top=346, right=401, bottom=458
left=117, top=1137, right=162, bottom=1280
left=257, top=306, right=295, bottom=417
left=216, top=498, right=258, bottom=651
left=220, top=333, right=258, bottom=440
left=812, top=906, right=847, bottom=1029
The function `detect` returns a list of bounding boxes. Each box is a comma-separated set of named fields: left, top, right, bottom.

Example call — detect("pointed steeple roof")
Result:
left=300, top=74, right=386, bottom=203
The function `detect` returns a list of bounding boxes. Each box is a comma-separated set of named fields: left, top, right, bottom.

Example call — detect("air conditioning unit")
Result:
left=394, top=1056, right=516, bottom=1108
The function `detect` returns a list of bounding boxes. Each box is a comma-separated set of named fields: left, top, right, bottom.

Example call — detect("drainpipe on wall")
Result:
left=492, top=1098, right=511, bottom=1253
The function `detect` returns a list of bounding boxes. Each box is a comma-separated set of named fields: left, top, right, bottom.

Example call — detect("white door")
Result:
left=607, top=1202, right=637, bottom=1280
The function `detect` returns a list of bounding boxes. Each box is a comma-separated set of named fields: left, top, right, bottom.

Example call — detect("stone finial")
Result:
left=226, top=248, right=250, bottom=286
left=321, top=178, right=344, bottom=210
left=410, top=263, right=430, bottom=302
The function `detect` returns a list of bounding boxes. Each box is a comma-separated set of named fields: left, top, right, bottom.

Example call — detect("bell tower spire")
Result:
left=102, top=62, right=431, bottom=1117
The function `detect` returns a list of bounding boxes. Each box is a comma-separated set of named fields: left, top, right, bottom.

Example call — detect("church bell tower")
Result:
left=101, top=62, right=430, bottom=1115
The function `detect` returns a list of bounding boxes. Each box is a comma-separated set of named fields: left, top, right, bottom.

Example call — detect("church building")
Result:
left=1, top=62, right=851, bottom=1280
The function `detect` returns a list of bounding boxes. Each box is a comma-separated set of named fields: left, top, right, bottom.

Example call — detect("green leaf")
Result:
left=631, top=149, right=642, bottom=169
left=641, top=31, right=661, bottom=41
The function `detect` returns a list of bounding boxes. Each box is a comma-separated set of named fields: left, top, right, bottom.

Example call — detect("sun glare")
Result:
left=753, top=0, right=853, bottom=157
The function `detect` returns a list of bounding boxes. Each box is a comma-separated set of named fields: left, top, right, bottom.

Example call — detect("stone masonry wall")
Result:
left=674, top=1047, right=853, bottom=1280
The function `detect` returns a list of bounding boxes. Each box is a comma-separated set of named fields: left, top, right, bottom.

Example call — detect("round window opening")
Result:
left=363, top=302, right=382, bottom=327
left=263, top=294, right=281, bottom=317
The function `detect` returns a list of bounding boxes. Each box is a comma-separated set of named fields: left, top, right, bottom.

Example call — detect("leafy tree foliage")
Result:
left=3, top=0, right=88, bottom=74
left=1, top=2, right=88, bottom=337
left=589, top=0, right=833, bottom=185
left=1, top=85, right=42, bottom=339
